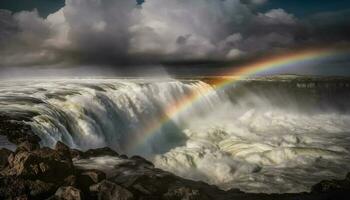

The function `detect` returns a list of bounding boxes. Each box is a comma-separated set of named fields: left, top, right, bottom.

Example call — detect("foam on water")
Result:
left=0, top=78, right=350, bottom=193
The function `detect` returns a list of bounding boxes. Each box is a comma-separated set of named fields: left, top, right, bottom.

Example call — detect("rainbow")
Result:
left=127, top=48, right=346, bottom=153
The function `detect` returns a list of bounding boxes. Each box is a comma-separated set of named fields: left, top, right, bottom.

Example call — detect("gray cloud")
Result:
left=0, top=0, right=349, bottom=68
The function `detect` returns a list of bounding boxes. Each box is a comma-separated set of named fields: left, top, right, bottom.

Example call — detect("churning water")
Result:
left=1, top=77, right=350, bottom=193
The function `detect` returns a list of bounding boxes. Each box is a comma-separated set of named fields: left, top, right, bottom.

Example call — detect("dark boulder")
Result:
left=163, top=187, right=210, bottom=200
left=64, top=175, right=78, bottom=187
left=81, top=147, right=119, bottom=158
left=54, top=186, right=82, bottom=200
left=0, top=177, right=56, bottom=199
left=119, top=154, right=128, bottom=159
left=0, top=117, right=40, bottom=145
left=311, top=174, right=350, bottom=193
left=0, top=148, right=12, bottom=169
left=130, top=156, right=154, bottom=168
left=77, top=169, right=106, bottom=193
left=16, top=141, right=40, bottom=152
left=35, top=147, right=74, bottom=168
left=0, top=176, right=27, bottom=199
left=311, top=180, right=343, bottom=193
left=28, top=179, right=56, bottom=199
left=55, top=141, right=71, bottom=154
left=55, top=141, right=73, bottom=163
left=70, top=149, right=84, bottom=159
left=3, top=149, right=74, bottom=183
left=90, top=180, right=134, bottom=200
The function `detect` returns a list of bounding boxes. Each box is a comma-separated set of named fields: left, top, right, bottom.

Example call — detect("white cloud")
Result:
left=129, top=0, right=251, bottom=59
left=226, top=49, right=244, bottom=59
left=257, top=9, right=297, bottom=25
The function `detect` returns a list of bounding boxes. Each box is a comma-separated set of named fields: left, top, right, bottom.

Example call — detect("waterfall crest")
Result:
left=1, top=78, right=350, bottom=193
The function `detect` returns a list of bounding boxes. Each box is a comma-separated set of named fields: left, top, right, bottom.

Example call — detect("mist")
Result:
left=1, top=77, right=350, bottom=193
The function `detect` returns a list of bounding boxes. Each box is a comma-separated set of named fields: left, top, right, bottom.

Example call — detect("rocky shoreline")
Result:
left=0, top=115, right=350, bottom=199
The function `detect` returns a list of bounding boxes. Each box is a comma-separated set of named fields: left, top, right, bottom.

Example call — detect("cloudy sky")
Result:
left=0, top=0, right=349, bottom=76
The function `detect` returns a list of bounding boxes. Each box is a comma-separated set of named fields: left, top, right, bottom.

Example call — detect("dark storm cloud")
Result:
left=0, top=0, right=349, bottom=68
left=297, top=10, right=350, bottom=45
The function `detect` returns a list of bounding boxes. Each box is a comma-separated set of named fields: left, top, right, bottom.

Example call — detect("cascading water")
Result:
left=1, top=77, right=350, bottom=193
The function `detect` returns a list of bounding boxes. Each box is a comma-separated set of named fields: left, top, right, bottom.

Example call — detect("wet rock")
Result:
left=0, top=176, right=27, bottom=199
left=311, top=174, right=350, bottom=193
left=55, top=141, right=73, bottom=164
left=70, top=149, right=84, bottom=159
left=163, top=187, right=210, bottom=200
left=77, top=169, right=106, bottom=192
left=35, top=147, right=74, bottom=168
left=119, top=154, right=128, bottom=159
left=14, top=195, right=29, bottom=200
left=90, top=180, right=134, bottom=200
left=54, top=186, right=82, bottom=200
left=0, top=148, right=12, bottom=169
left=16, top=141, right=40, bottom=152
left=23, top=134, right=41, bottom=146
left=28, top=179, right=56, bottom=199
left=3, top=149, right=74, bottom=182
left=130, top=155, right=154, bottom=168
left=64, top=175, right=78, bottom=187
left=0, top=177, right=55, bottom=199
left=81, top=147, right=119, bottom=158
left=345, top=172, right=350, bottom=182
left=55, top=141, right=71, bottom=154
left=311, top=180, right=343, bottom=193
left=0, top=115, right=40, bottom=145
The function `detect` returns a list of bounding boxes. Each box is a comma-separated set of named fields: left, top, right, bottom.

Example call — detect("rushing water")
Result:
left=1, top=78, right=350, bottom=193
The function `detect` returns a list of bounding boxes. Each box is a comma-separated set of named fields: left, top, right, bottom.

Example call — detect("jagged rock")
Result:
left=28, top=179, right=56, bottom=199
left=130, top=155, right=154, bottom=167
left=90, top=180, right=134, bottom=200
left=109, top=164, right=180, bottom=196
left=0, top=176, right=27, bottom=199
left=55, top=142, right=73, bottom=164
left=35, top=147, right=74, bottom=168
left=345, top=172, right=350, bottom=182
left=0, top=148, right=12, bottom=169
left=16, top=141, right=40, bottom=152
left=163, top=187, right=210, bottom=200
left=54, top=186, right=82, bottom=200
left=55, top=141, right=71, bottom=154
left=64, top=175, right=78, bottom=187
left=311, top=180, right=343, bottom=193
left=0, top=177, right=55, bottom=199
left=311, top=174, right=350, bottom=193
left=0, top=115, right=40, bottom=145
left=81, top=147, right=119, bottom=158
left=70, top=149, right=84, bottom=159
left=1, top=130, right=350, bottom=200
left=15, top=195, right=29, bottom=200
left=3, top=149, right=74, bottom=182
left=22, top=134, right=41, bottom=146
left=119, top=154, right=128, bottom=159
left=132, top=184, right=152, bottom=195
left=77, top=169, right=106, bottom=192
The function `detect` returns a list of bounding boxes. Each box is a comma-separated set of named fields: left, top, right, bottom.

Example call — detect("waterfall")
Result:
left=1, top=78, right=350, bottom=193
left=0, top=79, right=224, bottom=155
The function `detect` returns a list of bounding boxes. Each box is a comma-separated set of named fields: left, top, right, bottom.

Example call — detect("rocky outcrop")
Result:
left=53, top=186, right=82, bottom=200
left=0, top=148, right=12, bottom=170
left=0, top=114, right=40, bottom=145
left=90, top=180, right=134, bottom=200
left=0, top=138, right=349, bottom=199
left=311, top=173, right=350, bottom=193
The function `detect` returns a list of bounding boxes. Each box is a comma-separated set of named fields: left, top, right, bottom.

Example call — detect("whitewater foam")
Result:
left=0, top=78, right=350, bottom=193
